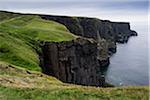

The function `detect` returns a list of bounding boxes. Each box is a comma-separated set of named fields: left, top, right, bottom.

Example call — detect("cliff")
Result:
left=0, top=11, right=137, bottom=87
left=40, top=15, right=137, bottom=54
left=0, top=11, right=148, bottom=100
left=39, top=15, right=137, bottom=86
left=40, top=38, right=105, bottom=86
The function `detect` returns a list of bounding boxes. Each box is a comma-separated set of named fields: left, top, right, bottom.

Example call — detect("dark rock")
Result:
left=39, top=15, right=137, bottom=86
left=40, top=38, right=105, bottom=86
left=40, top=15, right=137, bottom=54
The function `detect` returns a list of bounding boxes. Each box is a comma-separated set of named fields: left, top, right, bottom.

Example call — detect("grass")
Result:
left=0, top=62, right=149, bottom=100
left=0, top=32, right=40, bottom=71
left=0, top=11, right=19, bottom=21
left=0, top=86, right=148, bottom=100
left=0, top=15, right=76, bottom=42
left=0, top=14, right=76, bottom=71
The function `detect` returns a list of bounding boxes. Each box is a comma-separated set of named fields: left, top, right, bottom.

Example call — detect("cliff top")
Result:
left=0, top=14, right=77, bottom=71
left=0, top=10, right=130, bottom=24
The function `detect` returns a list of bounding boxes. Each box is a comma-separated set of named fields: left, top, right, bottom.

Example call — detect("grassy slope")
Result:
left=0, top=15, right=76, bottom=71
left=0, top=62, right=149, bottom=100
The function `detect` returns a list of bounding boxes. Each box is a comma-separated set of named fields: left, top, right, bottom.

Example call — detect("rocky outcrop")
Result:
left=39, top=15, right=137, bottom=86
left=40, top=38, right=105, bottom=86
left=40, top=15, right=137, bottom=54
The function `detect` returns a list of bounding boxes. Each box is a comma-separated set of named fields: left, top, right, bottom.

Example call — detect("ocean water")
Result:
left=105, top=25, right=149, bottom=86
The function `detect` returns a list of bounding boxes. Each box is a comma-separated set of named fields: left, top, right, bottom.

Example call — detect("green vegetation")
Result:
left=0, top=86, right=148, bottom=100
left=0, top=11, right=19, bottom=21
left=0, top=15, right=76, bottom=42
left=0, top=14, right=76, bottom=71
left=0, top=62, right=149, bottom=100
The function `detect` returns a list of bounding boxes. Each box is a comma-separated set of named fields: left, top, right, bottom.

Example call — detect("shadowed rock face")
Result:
left=41, top=38, right=105, bottom=86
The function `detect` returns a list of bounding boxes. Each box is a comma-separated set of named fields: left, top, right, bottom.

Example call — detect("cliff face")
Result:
left=40, top=15, right=137, bottom=54
left=39, top=15, right=137, bottom=86
left=40, top=38, right=104, bottom=86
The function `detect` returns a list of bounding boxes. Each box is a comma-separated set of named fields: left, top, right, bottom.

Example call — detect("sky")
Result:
left=0, top=0, right=149, bottom=30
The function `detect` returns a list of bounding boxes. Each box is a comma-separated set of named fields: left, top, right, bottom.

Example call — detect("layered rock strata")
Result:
left=41, top=38, right=104, bottom=86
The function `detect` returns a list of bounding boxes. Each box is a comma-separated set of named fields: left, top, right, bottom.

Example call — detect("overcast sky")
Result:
left=0, top=0, right=149, bottom=30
